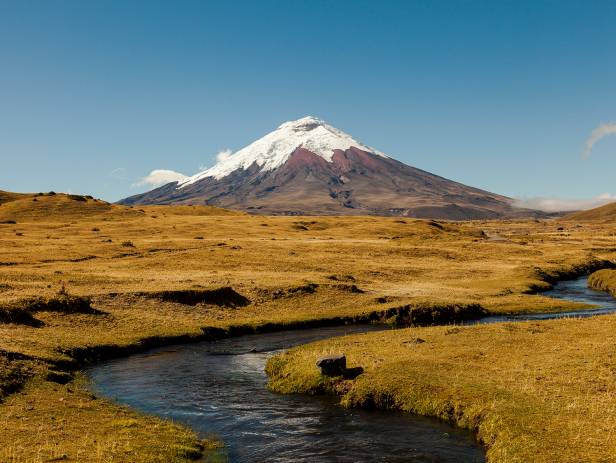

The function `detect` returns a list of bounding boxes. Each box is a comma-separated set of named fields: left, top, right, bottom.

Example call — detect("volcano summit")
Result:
left=120, top=116, right=534, bottom=219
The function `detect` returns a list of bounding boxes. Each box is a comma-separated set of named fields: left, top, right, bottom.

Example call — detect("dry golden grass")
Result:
left=267, top=315, right=616, bottom=463
left=0, top=191, right=27, bottom=206
left=0, top=191, right=616, bottom=461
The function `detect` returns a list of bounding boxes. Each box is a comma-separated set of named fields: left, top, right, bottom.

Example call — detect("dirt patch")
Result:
left=333, top=284, right=365, bottom=294
left=0, top=294, right=100, bottom=326
left=267, top=283, right=319, bottom=299
left=326, top=274, right=356, bottom=282
left=119, top=287, right=250, bottom=307
left=23, top=295, right=99, bottom=315
left=0, top=307, right=43, bottom=327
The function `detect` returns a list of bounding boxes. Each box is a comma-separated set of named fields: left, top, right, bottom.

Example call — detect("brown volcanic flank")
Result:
left=120, top=117, right=540, bottom=219
left=564, top=202, right=616, bottom=221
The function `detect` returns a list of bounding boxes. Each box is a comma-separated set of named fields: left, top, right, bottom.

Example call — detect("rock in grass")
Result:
left=316, top=354, right=346, bottom=376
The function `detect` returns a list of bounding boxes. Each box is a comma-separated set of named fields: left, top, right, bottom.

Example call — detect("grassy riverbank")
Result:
left=267, top=314, right=616, bottom=463
left=0, top=376, right=222, bottom=463
left=1, top=192, right=615, bottom=461
left=588, top=269, right=616, bottom=296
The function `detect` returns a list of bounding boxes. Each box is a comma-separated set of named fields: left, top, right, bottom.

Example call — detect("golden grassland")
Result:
left=0, top=191, right=616, bottom=461
left=266, top=314, right=616, bottom=463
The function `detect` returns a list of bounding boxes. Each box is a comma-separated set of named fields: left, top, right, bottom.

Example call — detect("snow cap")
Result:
left=179, top=116, right=385, bottom=186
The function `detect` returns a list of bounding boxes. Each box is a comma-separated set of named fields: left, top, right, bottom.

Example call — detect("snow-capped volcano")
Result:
left=179, top=116, right=385, bottom=185
left=120, top=116, right=540, bottom=219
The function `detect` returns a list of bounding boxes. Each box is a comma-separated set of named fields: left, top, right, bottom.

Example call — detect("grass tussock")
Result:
left=267, top=315, right=616, bottom=463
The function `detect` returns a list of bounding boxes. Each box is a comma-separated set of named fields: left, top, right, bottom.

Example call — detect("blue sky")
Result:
left=1, top=0, right=615, bottom=208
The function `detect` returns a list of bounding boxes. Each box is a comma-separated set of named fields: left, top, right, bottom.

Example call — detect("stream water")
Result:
left=87, top=277, right=616, bottom=462
left=480, top=276, right=616, bottom=323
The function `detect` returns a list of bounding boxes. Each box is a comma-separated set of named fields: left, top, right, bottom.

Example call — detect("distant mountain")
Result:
left=120, top=116, right=540, bottom=219
left=564, top=202, right=616, bottom=221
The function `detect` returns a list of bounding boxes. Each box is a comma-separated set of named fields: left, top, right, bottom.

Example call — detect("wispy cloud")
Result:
left=133, top=169, right=187, bottom=187
left=216, top=148, right=233, bottom=162
left=514, top=193, right=616, bottom=212
left=583, top=122, right=616, bottom=159
left=198, top=149, right=234, bottom=170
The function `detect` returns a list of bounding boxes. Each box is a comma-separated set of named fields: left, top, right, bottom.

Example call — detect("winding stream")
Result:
left=87, top=277, right=616, bottom=462
left=482, top=276, right=616, bottom=323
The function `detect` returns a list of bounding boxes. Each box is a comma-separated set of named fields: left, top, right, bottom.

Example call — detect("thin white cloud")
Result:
left=514, top=193, right=616, bottom=212
left=216, top=148, right=233, bottom=163
left=133, top=169, right=188, bottom=187
left=198, top=149, right=234, bottom=170
left=583, top=122, right=616, bottom=159
left=109, top=167, right=128, bottom=180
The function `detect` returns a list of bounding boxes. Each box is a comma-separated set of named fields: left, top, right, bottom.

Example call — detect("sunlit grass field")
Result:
left=1, top=191, right=615, bottom=461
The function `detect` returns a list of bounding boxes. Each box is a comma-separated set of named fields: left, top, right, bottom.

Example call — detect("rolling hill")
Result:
left=564, top=202, right=616, bottom=221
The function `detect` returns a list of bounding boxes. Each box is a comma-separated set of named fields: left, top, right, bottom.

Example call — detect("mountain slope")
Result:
left=120, top=117, right=537, bottom=219
left=564, top=202, right=616, bottom=221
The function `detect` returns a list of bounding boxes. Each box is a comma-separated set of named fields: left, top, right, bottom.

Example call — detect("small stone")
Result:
left=316, top=354, right=346, bottom=376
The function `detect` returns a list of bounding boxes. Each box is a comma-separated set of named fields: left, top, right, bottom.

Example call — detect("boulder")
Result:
left=316, top=354, right=346, bottom=376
